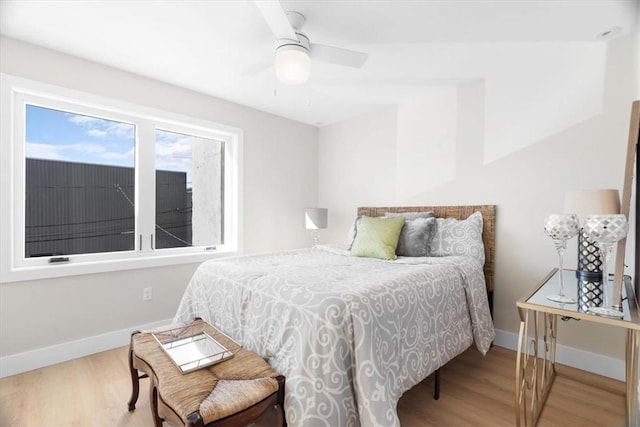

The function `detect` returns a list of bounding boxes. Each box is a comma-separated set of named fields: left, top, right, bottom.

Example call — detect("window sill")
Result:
left=0, top=249, right=239, bottom=283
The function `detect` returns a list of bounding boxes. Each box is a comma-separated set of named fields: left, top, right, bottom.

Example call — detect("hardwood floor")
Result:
left=398, top=346, right=625, bottom=427
left=0, top=345, right=625, bottom=426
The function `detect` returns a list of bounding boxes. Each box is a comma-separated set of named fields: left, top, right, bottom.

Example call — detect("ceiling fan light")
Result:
left=275, top=44, right=310, bottom=85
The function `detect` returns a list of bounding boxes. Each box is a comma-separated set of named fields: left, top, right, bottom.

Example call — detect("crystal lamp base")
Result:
left=547, top=294, right=576, bottom=304
left=588, top=306, right=624, bottom=318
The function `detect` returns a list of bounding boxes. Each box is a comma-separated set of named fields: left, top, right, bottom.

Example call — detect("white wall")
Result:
left=319, top=35, right=638, bottom=362
left=0, top=37, right=318, bottom=365
left=318, top=106, right=397, bottom=244
left=1, top=31, right=637, bottom=377
left=636, top=3, right=640, bottom=100
left=396, top=87, right=457, bottom=199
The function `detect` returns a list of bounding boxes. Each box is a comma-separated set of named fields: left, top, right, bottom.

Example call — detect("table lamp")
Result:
left=583, top=214, right=628, bottom=317
left=305, top=208, right=328, bottom=246
left=564, top=189, right=620, bottom=278
left=565, top=189, right=622, bottom=314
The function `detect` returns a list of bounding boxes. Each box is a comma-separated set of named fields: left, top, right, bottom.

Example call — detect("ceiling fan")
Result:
left=252, top=1, right=368, bottom=85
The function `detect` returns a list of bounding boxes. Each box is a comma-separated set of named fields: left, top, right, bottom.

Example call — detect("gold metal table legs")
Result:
left=515, top=310, right=557, bottom=427
left=516, top=311, right=639, bottom=426
left=626, top=329, right=639, bottom=426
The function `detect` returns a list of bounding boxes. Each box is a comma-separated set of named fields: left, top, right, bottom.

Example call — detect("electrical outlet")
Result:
left=142, top=287, right=152, bottom=301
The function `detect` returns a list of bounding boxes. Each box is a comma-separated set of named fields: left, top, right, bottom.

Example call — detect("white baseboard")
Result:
left=0, top=318, right=173, bottom=378
left=494, top=328, right=625, bottom=381
left=0, top=324, right=626, bottom=381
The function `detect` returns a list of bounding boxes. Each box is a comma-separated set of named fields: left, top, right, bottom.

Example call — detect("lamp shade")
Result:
left=305, top=208, right=328, bottom=230
left=564, top=189, right=620, bottom=223
left=275, top=44, right=310, bottom=85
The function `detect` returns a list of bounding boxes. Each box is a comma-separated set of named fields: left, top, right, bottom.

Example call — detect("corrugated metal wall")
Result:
left=155, top=167, right=191, bottom=249
left=25, top=159, right=190, bottom=257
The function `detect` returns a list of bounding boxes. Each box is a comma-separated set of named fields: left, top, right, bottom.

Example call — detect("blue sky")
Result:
left=26, top=104, right=136, bottom=168
left=25, top=105, right=194, bottom=184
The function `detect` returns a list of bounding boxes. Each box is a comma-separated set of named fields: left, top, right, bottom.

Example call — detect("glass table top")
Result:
left=523, top=269, right=637, bottom=324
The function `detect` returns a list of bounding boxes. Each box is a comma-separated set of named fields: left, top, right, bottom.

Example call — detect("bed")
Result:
left=174, top=205, right=496, bottom=427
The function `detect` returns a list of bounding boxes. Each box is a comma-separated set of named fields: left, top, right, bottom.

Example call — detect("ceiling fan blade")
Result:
left=310, top=43, right=368, bottom=68
left=254, top=1, right=298, bottom=41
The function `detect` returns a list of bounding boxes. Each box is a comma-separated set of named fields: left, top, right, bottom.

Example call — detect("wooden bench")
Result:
left=127, top=318, right=286, bottom=427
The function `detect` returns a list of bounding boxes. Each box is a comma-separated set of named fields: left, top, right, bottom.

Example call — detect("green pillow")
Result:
left=350, top=216, right=405, bottom=260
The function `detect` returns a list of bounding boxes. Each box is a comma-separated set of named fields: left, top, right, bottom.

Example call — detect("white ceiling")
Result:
left=0, top=0, right=637, bottom=126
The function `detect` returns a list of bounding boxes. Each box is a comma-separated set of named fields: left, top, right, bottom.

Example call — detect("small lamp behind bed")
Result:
left=305, top=208, right=328, bottom=246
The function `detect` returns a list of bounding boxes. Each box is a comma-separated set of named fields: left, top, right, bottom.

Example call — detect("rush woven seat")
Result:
left=127, top=318, right=286, bottom=427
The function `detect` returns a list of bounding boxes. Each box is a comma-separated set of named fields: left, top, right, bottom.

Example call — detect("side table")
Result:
left=515, top=269, right=640, bottom=426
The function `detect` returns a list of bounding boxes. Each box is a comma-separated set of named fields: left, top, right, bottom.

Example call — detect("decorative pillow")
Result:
left=395, top=216, right=436, bottom=257
left=347, top=212, right=434, bottom=248
left=384, top=211, right=435, bottom=220
left=429, top=211, right=485, bottom=264
left=345, top=216, right=362, bottom=248
left=350, top=216, right=405, bottom=260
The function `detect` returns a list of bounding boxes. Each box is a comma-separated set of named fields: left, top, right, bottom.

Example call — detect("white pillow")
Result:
left=429, top=211, right=485, bottom=264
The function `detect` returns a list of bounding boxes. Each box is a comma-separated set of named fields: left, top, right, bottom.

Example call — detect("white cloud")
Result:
left=26, top=140, right=134, bottom=166
left=67, top=113, right=135, bottom=140
left=62, top=142, right=107, bottom=154
left=156, top=157, right=191, bottom=172
left=67, top=114, right=101, bottom=126
left=109, top=122, right=135, bottom=139
left=102, top=147, right=135, bottom=160
left=25, top=142, right=67, bottom=160
left=87, top=129, right=108, bottom=138
left=156, top=139, right=191, bottom=158
left=155, top=131, right=192, bottom=171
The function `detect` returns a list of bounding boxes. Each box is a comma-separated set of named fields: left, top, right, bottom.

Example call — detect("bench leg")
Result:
left=127, top=332, right=141, bottom=411
left=434, top=369, right=440, bottom=400
left=276, top=375, right=287, bottom=427
left=151, top=383, right=163, bottom=427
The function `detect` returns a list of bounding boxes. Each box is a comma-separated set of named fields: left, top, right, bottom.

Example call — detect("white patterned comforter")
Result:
left=174, top=245, right=495, bottom=427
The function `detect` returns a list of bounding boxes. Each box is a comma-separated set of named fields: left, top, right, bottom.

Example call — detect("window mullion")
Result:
left=136, top=122, right=156, bottom=252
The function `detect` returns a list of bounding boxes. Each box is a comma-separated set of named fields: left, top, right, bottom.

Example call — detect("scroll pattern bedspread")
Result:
left=174, top=246, right=495, bottom=427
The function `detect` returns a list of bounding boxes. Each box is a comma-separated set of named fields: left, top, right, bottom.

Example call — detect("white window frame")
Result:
left=0, top=74, right=243, bottom=282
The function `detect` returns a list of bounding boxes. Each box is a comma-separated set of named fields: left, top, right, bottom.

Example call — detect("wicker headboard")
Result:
left=357, top=205, right=496, bottom=294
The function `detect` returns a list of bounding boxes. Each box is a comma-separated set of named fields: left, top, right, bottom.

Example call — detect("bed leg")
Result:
left=434, top=369, right=440, bottom=400
left=488, top=290, right=494, bottom=318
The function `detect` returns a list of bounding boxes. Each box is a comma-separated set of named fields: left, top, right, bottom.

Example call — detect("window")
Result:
left=155, top=129, right=224, bottom=250
left=0, top=74, right=243, bottom=282
left=25, top=105, right=137, bottom=258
